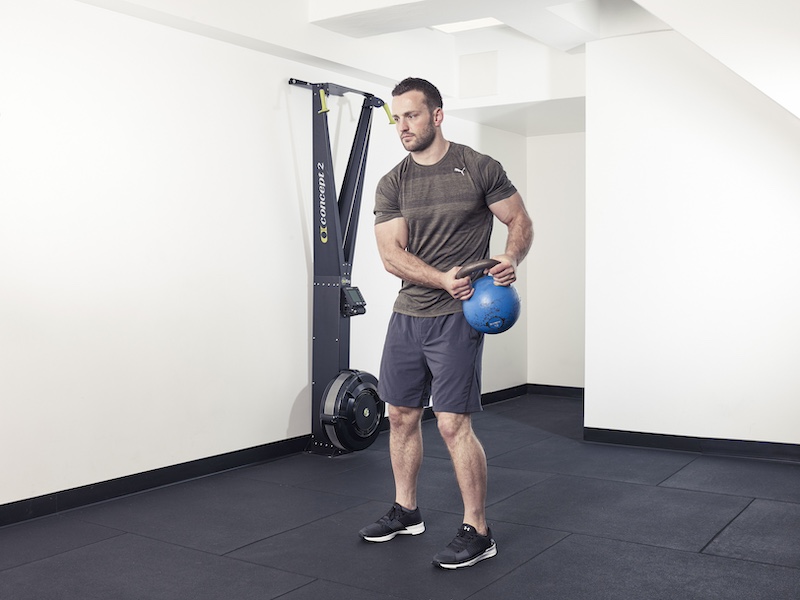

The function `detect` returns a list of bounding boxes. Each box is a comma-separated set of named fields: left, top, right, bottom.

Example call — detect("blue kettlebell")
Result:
left=457, top=259, right=521, bottom=334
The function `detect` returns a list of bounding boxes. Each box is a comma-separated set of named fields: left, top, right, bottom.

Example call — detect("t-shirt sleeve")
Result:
left=469, top=151, right=517, bottom=206
left=374, top=171, right=402, bottom=225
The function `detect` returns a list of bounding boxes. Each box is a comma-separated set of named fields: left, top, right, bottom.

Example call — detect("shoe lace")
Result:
left=447, top=526, right=478, bottom=551
left=380, top=504, right=404, bottom=525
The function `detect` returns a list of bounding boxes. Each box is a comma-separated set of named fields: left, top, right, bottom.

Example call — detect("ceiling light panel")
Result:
left=431, top=17, right=504, bottom=34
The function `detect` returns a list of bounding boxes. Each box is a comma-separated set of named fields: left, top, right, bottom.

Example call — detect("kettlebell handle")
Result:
left=456, top=258, right=500, bottom=280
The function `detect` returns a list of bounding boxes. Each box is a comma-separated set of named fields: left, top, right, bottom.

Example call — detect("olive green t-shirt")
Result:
left=374, top=142, right=517, bottom=317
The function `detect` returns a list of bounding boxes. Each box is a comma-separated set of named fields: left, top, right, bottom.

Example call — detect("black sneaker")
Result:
left=432, top=523, right=497, bottom=569
left=359, top=503, right=425, bottom=542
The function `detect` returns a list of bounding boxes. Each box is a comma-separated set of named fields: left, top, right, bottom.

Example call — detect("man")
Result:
left=359, top=77, right=533, bottom=569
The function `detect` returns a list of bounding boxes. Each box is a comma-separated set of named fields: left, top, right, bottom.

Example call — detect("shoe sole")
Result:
left=433, top=543, right=497, bottom=569
left=361, top=522, right=426, bottom=543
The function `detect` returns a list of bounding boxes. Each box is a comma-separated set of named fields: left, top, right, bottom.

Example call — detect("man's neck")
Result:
left=411, top=138, right=450, bottom=166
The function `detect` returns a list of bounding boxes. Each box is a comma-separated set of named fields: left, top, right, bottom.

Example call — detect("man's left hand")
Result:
left=488, top=254, right=517, bottom=286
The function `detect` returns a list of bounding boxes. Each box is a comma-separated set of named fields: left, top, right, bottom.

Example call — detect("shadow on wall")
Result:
left=287, top=383, right=312, bottom=439
left=285, top=82, right=314, bottom=438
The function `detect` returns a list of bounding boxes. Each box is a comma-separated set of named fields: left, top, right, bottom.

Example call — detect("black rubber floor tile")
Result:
left=534, top=413, right=586, bottom=439
left=472, top=409, right=556, bottom=434
left=0, top=533, right=312, bottom=600
left=275, top=579, right=407, bottom=600
left=660, top=455, right=800, bottom=503
left=0, top=515, right=122, bottom=571
left=703, top=499, right=800, bottom=568
left=485, top=396, right=585, bottom=439
left=484, top=465, right=552, bottom=509
left=487, top=475, right=750, bottom=551
left=294, top=453, right=395, bottom=500
left=475, top=422, right=553, bottom=457
left=489, top=436, right=697, bottom=485
left=72, top=475, right=364, bottom=555
left=467, top=534, right=800, bottom=600
left=298, top=453, right=549, bottom=515
left=485, top=394, right=583, bottom=416
left=228, top=501, right=567, bottom=600
left=226, top=450, right=387, bottom=486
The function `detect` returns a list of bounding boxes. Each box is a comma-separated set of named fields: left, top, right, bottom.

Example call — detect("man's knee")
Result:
left=388, top=405, right=423, bottom=435
left=435, top=412, right=472, bottom=444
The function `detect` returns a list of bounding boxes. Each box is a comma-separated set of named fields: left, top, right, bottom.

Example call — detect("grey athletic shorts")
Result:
left=378, top=312, right=484, bottom=414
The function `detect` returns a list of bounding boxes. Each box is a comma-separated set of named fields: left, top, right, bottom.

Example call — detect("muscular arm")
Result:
left=375, top=217, right=475, bottom=300
left=488, top=192, right=533, bottom=284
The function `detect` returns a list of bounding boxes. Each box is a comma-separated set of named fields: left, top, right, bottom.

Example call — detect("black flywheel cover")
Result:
left=321, top=370, right=383, bottom=451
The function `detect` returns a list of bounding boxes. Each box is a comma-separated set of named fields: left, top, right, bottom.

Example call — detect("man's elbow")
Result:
left=381, top=256, right=403, bottom=278
left=377, top=249, right=400, bottom=277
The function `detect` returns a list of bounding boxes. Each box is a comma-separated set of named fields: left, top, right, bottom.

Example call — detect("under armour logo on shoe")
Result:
left=454, top=167, right=467, bottom=176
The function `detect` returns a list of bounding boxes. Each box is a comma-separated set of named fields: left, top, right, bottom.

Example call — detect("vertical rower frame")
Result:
left=289, top=78, right=393, bottom=453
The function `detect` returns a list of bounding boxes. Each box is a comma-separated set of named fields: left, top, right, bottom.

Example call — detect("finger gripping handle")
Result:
left=456, top=259, right=500, bottom=279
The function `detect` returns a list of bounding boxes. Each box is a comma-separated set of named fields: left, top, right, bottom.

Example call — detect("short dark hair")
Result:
left=392, top=77, right=443, bottom=111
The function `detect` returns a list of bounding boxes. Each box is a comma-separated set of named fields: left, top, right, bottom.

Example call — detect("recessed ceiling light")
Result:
left=431, top=17, right=504, bottom=34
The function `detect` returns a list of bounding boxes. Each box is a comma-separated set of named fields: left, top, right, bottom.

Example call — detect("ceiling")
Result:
left=310, top=0, right=670, bottom=135
left=311, top=0, right=669, bottom=54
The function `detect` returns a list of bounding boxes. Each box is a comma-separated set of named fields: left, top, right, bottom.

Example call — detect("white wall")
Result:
left=585, top=31, right=800, bottom=443
left=527, top=133, right=585, bottom=388
left=0, top=0, right=531, bottom=506
left=77, top=0, right=456, bottom=95
left=0, top=0, right=310, bottom=505
left=635, top=0, right=800, bottom=120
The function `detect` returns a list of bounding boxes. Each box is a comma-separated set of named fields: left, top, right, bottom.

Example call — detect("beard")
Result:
left=402, top=115, right=436, bottom=152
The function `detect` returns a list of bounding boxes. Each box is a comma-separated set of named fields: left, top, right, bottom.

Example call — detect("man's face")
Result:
left=391, top=91, right=438, bottom=153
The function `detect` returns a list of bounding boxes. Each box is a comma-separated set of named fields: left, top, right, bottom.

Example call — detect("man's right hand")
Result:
left=443, top=266, right=475, bottom=301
